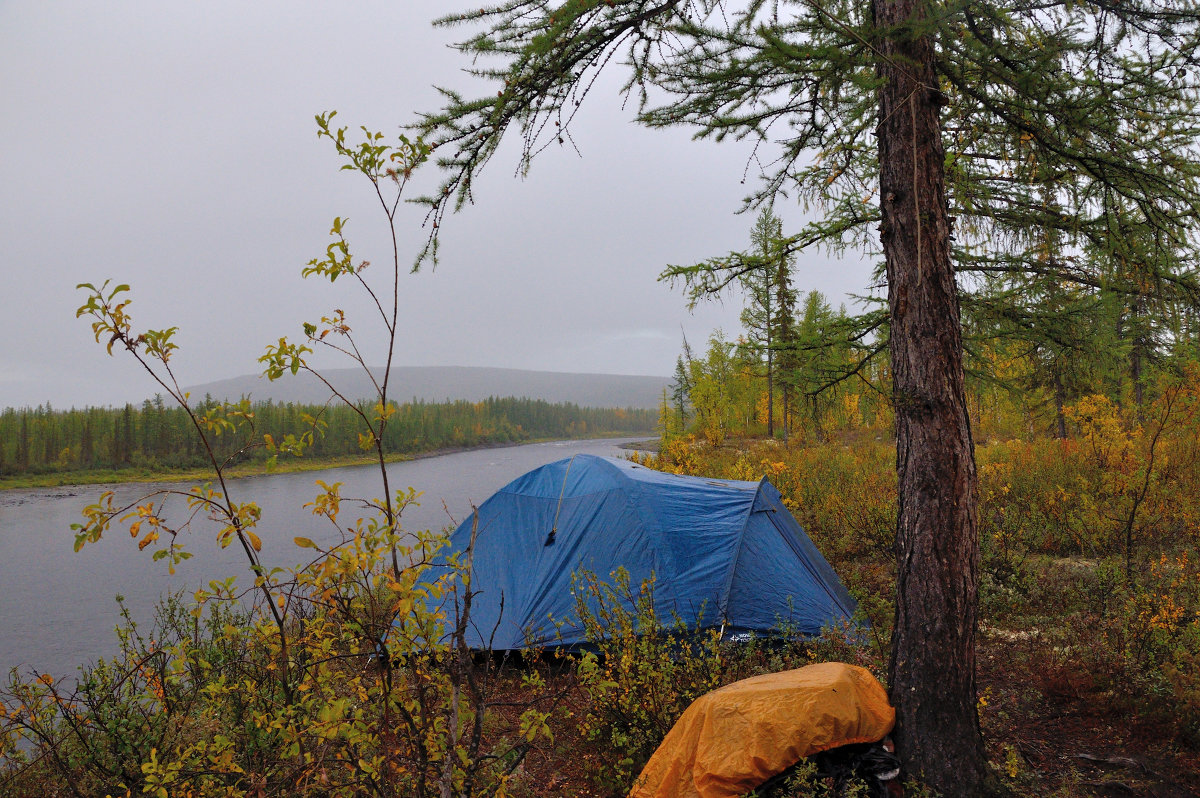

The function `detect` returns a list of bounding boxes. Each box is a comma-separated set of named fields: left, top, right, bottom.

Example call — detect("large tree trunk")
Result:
left=873, top=0, right=989, bottom=793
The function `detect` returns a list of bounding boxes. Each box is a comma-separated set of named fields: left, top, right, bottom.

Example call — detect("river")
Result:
left=0, top=437, right=649, bottom=679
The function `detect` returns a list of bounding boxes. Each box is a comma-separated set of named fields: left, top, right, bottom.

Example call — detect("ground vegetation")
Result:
left=414, top=3, right=1200, bottom=788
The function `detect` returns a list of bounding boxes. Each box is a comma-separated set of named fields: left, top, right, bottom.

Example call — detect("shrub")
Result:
left=569, top=567, right=885, bottom=795
left=571, top=568, right=725, bottom=793
left=1, top=515, right=561, bottom=797
left=1, top=114, right=560, bottom=798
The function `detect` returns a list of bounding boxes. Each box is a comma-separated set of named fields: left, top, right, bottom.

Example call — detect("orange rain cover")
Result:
left=629, top=662, right=895, bottom=798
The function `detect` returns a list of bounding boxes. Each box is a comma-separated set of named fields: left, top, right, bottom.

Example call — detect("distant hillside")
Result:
left=183, top=366, right=671, bottom=410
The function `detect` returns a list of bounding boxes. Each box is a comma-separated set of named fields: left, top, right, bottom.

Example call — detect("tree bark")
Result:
left=873, top=0, right=989, bottom=793
left=1131, top=294, right=1146, bottom=420
left=767, top=316, right=775, bottom=438
left=1054, top=365, right=1067, bottom=440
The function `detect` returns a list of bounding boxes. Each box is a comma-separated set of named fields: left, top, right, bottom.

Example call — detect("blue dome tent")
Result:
left=417, top=454, right=856, bottom=650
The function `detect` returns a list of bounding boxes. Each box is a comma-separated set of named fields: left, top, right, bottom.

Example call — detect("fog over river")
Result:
left=0, top=438, right=646, bottom=678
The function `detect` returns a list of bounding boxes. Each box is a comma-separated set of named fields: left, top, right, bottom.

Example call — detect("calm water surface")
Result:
left=0, top=438, right=647, bottom=678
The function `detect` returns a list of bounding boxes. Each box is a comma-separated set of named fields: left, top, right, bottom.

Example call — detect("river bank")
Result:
left=0, top=433, right=659, bottom=491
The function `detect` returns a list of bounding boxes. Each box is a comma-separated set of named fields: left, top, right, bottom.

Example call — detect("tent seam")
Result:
left=765, top=510, right=856, bottom=619
left=715, top=478, right=764, bottom=624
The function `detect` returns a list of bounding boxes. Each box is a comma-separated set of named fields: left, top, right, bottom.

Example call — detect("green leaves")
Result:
left=260, top=337, right=312, bottom=380
left=314, top=110, right=430, bottom=184
left=75, top=280, right=134, bottom=356
left=140, top=326, right=179, bottom=363
left=195, top=400, right=255, bottom=437
left=301, top=218, right=357, bottom=283
left=75, top=282, right=189, bottom=369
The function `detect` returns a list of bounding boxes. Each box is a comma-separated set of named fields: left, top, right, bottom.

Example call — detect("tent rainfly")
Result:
left=420, top=454, right=857, bottom=650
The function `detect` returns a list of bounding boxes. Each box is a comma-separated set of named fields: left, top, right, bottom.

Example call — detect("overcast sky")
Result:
left=1, top=1, right=874, bottom=410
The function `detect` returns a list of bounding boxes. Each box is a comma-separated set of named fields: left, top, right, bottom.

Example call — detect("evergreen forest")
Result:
left=0, top=396, right=654, bottom=482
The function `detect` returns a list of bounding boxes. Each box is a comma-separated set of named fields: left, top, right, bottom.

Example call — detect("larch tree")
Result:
left=415, top=1, right=1200, bottom=793
left=772, top=239, right=800, bottom=441
left=794, top=289, right=842, bottom=438
left=739, top=209, right=787, bottom=437
left=663, top=207, right=795, bottom=437
left=669, top=353, right=691, bottom=428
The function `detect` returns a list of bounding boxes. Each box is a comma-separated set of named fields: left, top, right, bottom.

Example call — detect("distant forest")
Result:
left=0, top=396, right=656, bottom=477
